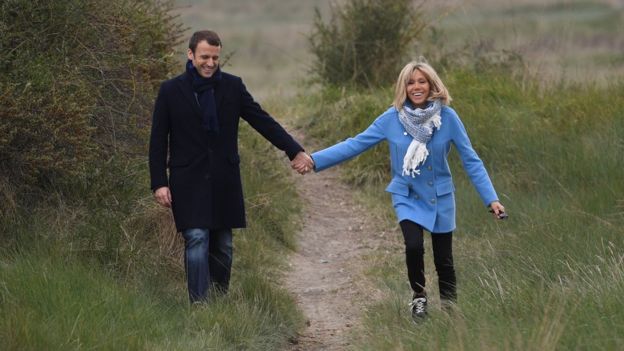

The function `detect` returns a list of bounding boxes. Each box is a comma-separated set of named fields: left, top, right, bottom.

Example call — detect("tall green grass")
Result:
left=295, top=65, right=624, bottom=349
left=0, top=125, right=304, bottom=350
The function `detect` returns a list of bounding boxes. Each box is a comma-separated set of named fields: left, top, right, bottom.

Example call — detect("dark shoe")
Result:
left=409, top=297, right=428, bottom=321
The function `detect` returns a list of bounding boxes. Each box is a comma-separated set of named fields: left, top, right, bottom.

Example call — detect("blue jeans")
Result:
left=182, top=228, right=233, bottom=303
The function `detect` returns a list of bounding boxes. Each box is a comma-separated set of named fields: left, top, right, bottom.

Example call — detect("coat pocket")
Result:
left=435, top=179, right=455, bottom=196
left=385, top=178, right=410, bottom=197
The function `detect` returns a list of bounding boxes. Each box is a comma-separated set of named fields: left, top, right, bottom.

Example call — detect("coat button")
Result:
left=427, top=166, right=432, bottom=171
left=430, top=198, right=436, bottom=204
left=403, top=132, right=408, bottom=136
left=414, top=194, right=420, bottom=199
left=427, top=181, right=433, bottom=186
left=204, top=173, right=211, bottom=180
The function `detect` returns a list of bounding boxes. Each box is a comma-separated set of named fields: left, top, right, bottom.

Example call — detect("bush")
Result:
left=0, top=82, right=96, bottom=185
left=308, top=0, right=426, bottom=87
left=0, top=0, right=183, bottom=201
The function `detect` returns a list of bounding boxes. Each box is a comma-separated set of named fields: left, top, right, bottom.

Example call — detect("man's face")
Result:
left=187, top=40, right=221, bottom=78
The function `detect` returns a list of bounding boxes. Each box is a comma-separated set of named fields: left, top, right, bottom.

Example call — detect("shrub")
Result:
left=308, top=0, right=426, bottom=87
left=0, top=0, right=183, bottom=199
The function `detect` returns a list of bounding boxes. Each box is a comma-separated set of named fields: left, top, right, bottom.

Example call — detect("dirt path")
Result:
left=285, top=162, right=386, bottom=350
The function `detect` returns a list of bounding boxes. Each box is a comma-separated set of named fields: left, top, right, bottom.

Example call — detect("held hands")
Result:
left=154, top=153, right=313, bottom=208
left=154, top=186, right=172, bottom=208
left=489, top=201, right=507, bottom=220
left=291, top=151, right=314, bottom=175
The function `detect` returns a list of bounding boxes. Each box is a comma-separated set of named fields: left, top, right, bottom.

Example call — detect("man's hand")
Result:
left=154, top=186, right=172, bottom=208
left=291, top=152, right=314, bottom=175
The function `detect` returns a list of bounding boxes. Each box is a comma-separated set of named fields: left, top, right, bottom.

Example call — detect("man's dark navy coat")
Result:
left=149, top=71, right=303, bottom=232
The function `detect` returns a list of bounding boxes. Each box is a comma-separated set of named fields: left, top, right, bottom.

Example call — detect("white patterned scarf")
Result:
left=398, top=100, right=442, bottom=177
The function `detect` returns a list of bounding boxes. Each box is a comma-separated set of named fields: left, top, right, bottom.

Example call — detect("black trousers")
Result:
left=400, top=220, right=457, bottom=301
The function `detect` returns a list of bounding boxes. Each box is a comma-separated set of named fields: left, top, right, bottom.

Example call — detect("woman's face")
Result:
left=406, top=69, right=430, bottom=108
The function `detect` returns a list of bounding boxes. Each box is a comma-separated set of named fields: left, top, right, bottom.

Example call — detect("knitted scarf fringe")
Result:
left=400, top=102, right=442, bottom=177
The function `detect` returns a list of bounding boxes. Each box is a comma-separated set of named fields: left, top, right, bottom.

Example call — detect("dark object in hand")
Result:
left=489, top=209, right=508, bottom=220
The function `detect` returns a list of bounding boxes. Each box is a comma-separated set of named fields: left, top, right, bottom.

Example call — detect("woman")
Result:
left=307, top=60, right=506, bottom=320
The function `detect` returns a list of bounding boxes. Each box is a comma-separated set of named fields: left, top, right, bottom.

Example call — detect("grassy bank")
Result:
left=294, top=65, right=624, bottom=349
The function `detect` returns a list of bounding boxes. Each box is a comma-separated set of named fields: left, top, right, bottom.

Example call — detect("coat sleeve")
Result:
left=311, top=115, right=386, bottom=172
left=237, top=78, right=303, bottom=160
left=449, top=111, right=499, bottom=206
left=148, top=84, right=170, bottom=191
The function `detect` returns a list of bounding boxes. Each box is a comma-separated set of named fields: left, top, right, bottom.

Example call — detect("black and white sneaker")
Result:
left=409, top=297, right=428, bottom=321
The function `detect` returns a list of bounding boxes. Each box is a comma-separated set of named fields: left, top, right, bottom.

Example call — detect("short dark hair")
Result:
left=189, top=30, right=222, bottom=53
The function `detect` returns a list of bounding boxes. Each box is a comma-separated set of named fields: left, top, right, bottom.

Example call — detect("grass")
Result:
left=0, top=253, right=300, bottom=350
left=3, top=0, right=623, bottom=349
left=292, top=64, right=624, bottom=349
left=423, top=0, right=624, bottom=85
left=0, top=123, right=304, bottom=350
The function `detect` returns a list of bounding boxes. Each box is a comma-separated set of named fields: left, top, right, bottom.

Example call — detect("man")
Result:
left=149, top=30, right=313, bottom=303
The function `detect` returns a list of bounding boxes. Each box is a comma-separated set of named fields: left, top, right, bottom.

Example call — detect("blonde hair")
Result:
left=392, top=60, right=452, bottom=111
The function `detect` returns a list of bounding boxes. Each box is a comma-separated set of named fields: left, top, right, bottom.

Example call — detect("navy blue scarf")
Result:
left=186, top=59, right=222, bottom=132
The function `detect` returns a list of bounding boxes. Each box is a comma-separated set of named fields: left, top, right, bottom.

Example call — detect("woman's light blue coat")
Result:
left=311, top=105, right=499, bottom=233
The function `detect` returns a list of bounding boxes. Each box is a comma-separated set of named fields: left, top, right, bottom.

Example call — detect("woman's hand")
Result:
left=291, top=151, right=314, bottom=175
left=489, top=201, right=506, bottom=219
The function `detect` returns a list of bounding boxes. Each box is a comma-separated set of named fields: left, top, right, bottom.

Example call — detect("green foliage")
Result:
left=0, top=0, right=183, bottom=199
left=0, top=250, right=302, bottom=351
left=0, top=83, right=95, bottom=184
left=1, top=255, right=168, bottom=350
left=308, top=0, right=426, bottom=87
